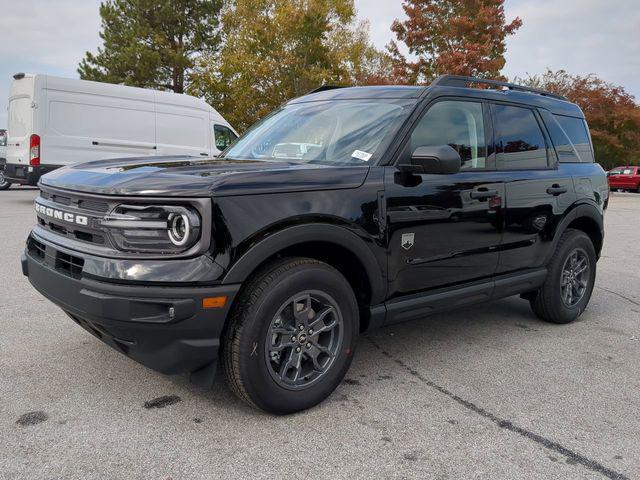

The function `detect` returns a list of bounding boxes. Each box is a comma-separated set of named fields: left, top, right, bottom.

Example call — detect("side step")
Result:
left=383, top=268, right=547, bottom=326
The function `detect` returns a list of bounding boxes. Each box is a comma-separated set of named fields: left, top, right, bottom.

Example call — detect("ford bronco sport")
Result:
left=22, top=75, right=608, bottom=414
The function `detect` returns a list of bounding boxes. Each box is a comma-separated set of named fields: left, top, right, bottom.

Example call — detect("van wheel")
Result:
left=0, top=170, right=11, bottom=190
left=529, top=229, right=596, bottom=324
left=222, top=257, right=359, bottom=414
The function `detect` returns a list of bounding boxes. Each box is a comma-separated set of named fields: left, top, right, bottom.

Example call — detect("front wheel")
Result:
left=222, top=257, right=359, bottom=414
left=0, top=169, right=11, bottom=190
left=530, top=229, right=596, bottom=324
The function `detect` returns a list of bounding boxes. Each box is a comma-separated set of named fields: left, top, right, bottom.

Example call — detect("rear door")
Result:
left=493, top=103, right=577, bottom=273
left=618, top=167, right=637, bottom=189
left=7, top=77, right=35, bottom=166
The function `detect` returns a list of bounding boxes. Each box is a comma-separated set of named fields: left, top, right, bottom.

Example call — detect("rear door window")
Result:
left=554, top=115, right=594, bottom=163
left=493, top=104, right=549, bottom=170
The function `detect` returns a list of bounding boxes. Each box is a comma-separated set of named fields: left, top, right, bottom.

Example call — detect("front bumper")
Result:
left=4, top=163, right=60, bottom=185
left=22, top=236, right=240, bottom=385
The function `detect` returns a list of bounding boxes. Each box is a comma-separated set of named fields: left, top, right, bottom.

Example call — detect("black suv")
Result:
left=22, top=76, right=608, bottom=414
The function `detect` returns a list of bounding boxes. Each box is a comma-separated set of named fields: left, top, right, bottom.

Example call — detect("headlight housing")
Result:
left=101, top=204, right=201, bottom=254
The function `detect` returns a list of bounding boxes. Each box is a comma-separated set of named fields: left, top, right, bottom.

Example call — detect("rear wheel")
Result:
left=530, top=229, right=596, bottom=324
left=0, top=170, right=11, bottom=190
left=222, top=257, right=359, bottom=414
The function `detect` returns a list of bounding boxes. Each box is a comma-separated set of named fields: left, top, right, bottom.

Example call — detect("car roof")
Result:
left=290, top=76, right=584, bottom=118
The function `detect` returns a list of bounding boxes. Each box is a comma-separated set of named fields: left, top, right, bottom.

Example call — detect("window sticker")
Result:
left=352, top=150, right=373, bottom=161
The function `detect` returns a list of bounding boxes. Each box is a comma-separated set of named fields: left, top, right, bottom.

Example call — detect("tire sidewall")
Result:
left=0, top=171, right=10, bottom=190
left=237, top=263, right=358, bottom=414
left=546, top=231, right=597, bottom=322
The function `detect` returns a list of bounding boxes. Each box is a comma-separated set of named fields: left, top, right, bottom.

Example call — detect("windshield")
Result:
left=223, top=100, right=410, bottom=165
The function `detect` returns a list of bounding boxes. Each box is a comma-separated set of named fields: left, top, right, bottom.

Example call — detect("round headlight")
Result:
left=168, top=213, right=191, bottom=246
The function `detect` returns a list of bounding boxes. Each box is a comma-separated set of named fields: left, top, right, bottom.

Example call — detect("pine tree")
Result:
left=79, top=0, right=223, bottom=93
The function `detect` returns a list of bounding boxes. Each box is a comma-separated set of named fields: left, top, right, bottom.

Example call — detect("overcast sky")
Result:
left=0, top=0, right=638, bottom=128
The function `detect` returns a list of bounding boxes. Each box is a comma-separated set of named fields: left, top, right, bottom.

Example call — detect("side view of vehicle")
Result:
left=608, top=165, right=640, bottom=192
left=3, top=73, right=237, bottom=187
left=22, top=75, right=608, bottom=414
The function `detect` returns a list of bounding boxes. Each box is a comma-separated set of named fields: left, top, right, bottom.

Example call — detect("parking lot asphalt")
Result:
left=1, top=187, right=638, bottom=480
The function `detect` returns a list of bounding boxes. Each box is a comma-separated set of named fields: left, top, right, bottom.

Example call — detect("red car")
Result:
left=608, top=166, right=640, bottom=192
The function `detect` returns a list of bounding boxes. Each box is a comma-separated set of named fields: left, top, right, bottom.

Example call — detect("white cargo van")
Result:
left=4, top=73, right=237, bottom=186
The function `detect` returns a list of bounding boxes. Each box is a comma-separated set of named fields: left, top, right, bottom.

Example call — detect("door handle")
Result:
left=470, top=189, right=499, bottom=199
left=546, top=185, right=568, bottom=196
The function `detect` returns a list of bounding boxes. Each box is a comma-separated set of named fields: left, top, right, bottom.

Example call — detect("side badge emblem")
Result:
left=401, top=233, right=415, bottom=250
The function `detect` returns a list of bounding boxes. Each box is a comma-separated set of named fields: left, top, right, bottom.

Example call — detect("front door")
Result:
left=385, top=99, right=504, bottom=298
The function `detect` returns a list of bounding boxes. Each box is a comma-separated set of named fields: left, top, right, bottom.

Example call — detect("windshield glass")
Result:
left=223, top=100, right=410, bottom=165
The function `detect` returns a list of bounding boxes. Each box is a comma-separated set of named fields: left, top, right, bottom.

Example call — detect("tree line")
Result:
left=79, top=0, right=639, bottom=170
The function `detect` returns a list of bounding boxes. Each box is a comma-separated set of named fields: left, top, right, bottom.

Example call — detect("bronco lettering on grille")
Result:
left=35, top=202, right=89, bottom=226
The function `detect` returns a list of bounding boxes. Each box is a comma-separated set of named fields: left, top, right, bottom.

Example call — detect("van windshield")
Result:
left=8, top=97, right=31, bottom=138
left=222, top=100, right=410, bottom=165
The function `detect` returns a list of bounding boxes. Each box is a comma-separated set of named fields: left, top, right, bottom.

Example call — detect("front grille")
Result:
left=39, top=218, right=105, bottom=245
left=37, top=186, right=111, bottom=246
left=79, top=199, right=110, bottom=213
left=40, top=190, right=109, bottom=213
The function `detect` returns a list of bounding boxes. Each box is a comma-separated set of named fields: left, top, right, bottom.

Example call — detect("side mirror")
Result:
left=400, top=145, right=462, bottom=175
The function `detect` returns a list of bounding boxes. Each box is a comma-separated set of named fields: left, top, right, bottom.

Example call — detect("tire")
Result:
left=529, top=229, right=597, bottom=324
left=0, top=169, right=11, bottom=190
left=222, top=257, right=359, bottom=414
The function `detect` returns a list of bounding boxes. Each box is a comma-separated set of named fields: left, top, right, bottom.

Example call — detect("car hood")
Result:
left=39, top=156, right=370, bottom=197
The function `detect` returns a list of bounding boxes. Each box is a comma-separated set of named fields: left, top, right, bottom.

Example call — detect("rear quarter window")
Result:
left=554, top=115, right=594, bottom=163
left=539, top=110, right=580, bottom=163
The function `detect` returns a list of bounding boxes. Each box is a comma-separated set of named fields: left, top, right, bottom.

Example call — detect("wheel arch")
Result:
left=547, top=203, right=604, bottom=262
left=221, top=223, right=386, bottom=330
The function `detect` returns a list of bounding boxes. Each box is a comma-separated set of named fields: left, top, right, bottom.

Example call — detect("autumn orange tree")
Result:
left=389, top=0, right=522, bottom=84
left=518, top=70, right=640, bottom=170
left=189, top=0, right=386, bottom=131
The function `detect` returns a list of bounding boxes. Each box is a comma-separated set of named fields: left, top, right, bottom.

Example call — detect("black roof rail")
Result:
left=307, top=85, right=346, bottom=95
left=431, top=74, right=568, bottom=101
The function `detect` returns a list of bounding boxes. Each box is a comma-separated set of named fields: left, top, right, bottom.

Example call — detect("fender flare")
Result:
left=221, top=223, right=386, bottom=304
left=545, top=202, right=604, bottom=263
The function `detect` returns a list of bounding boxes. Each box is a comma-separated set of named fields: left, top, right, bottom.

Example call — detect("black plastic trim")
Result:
left=383, top=268, right=548, bottom=326
left=222, top=223, right=387, bottom=304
